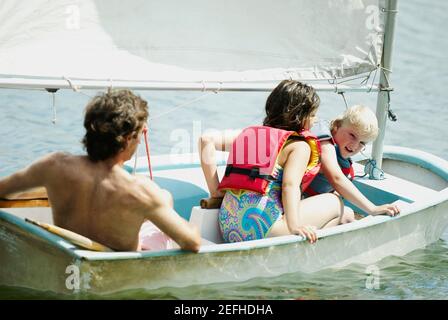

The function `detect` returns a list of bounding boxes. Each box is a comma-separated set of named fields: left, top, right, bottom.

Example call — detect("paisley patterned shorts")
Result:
left=218, top=183, right=283, bottom=243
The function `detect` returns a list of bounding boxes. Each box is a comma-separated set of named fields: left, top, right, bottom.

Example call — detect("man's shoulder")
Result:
left=134, top=174, right=159, bottom=191
left=44, top=151, right=75, bottom=160
left=34, top=151, right=72, bottom=167
left=132, top=175, right=170, bottom=208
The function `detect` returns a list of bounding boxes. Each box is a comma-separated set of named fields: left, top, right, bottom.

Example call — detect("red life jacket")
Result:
left=342, top=162, right=355, bottom=180
left=218, top=126, right=321, bottom=195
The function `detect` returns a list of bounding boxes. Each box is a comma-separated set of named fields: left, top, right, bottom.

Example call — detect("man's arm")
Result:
left=137, top=178, right=201, bottom=252
left=0, top=153, right=56, bottom=198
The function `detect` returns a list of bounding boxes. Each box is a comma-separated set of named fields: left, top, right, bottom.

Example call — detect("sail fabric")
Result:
left=0, top=0, right=386, bottom=87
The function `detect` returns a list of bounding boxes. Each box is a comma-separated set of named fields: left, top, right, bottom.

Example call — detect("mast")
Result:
left=372, top=0, right=399, bottom=169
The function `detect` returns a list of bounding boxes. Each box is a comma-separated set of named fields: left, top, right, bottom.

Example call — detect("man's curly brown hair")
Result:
left=82, top=89, right=148, bottom=161
left=263, top=80, right=320, bottom=131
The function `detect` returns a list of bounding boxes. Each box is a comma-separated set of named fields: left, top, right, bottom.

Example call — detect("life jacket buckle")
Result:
left=249, top=167, right=260, bottom=180
left=224, top=165, right=233, bottom=177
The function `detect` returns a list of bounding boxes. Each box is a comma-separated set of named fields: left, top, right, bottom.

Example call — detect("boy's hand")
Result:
left=370, top=204, right=400, bottom=217
left=292, top=225, right=318, bottom=244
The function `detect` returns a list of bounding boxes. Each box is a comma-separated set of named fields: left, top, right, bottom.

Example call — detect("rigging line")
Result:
left=327, top=76, right=339, bottom=93
left=367, top=66, right=379, bottom=93
left=64, top=76, right=80, bottom=92
left=379, top=66, right=393, bottom=88
left=142, top=127, right=153, bottom=180
left=338, top=91, right=349, bottom=109
left=148, top=90, right=218, bottom=121
left=63, top=76, right=94, bottom=99
left=133, top=140, right=139, bottom=175
left=45, top=88, right=59, bottom=124
left=336, top=74, right=372, bottom=85
left=376, top=66, right=398, bottom=121
left=51, top=91, right=57, bottom=124
left=360, top=68, right=376, bottom=86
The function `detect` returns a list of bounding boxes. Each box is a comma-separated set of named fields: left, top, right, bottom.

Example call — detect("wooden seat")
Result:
left=0, top=187, right=50, bottom=208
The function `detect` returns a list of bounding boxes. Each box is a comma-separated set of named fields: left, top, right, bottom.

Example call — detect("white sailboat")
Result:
left=0, top=0, right=447, bottom=295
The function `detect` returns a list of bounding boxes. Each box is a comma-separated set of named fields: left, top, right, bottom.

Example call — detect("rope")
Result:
left=51, top=91, right=57, bottom=124
left=132, top=141, right=139, bottom=175
left=64, top=77, right=94, bottom=99
left=148, top=90, right=218, bottom=121
left=64, top=76, right=80, bottom=92
left=378, top=67, right=398, bottom=122
left=338, top=91, right=349, bottom=109
left=360, top=68, right=376, bottom=86
left=142, top=127, right=153, bottom=180
left=355, top=158, right=385, bottom=180
left=328, top=76, right=339, bottom=93
left=368, top=66, right=379, bottom=93
left=45, top=88, right=58, bottom=124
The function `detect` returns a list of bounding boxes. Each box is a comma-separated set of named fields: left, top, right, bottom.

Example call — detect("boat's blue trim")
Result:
left=151, top=177, right=208, bottom=220
left=346, top=180, right=413, bottom=215
left=383, top=146, right=448, bottom=181
left=124, top=160, right=227, bottom=173
left=75, top=185, right=448, bottom=261
left=2, top=187, right=446, bottom=262
left=0, top=210, right=80, bottom=259
left=2, top=147, right=447, bottom=262
left=78, top=190, right=448, bottom=261
left=75, top=213, right=400, bottom=261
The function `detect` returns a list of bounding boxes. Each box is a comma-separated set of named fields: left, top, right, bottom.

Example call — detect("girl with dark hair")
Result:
left=200, top=80, right=350, bottom=244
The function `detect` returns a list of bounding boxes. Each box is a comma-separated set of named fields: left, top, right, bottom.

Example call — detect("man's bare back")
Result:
left=0, top=151, right=199, bottom=251
left=45, top=152, right=150, bottom=251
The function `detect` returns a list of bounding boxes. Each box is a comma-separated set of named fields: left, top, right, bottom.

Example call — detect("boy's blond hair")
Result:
left=330, top=105, right=379, bottom=142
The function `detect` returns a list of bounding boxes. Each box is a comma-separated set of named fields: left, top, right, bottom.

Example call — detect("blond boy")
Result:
left=305, top=105, right=400, bottom=222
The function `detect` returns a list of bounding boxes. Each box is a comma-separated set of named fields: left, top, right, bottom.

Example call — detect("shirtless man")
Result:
left=0, top=89, right=201, bottom=252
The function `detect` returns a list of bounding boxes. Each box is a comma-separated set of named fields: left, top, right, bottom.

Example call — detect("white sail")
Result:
left=0, top=0, right=386, bottom=89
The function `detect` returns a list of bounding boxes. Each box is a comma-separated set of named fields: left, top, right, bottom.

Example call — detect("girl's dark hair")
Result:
left=263, top=80, right=320, bottom=131
left=82, top=89, right=148, bottom=161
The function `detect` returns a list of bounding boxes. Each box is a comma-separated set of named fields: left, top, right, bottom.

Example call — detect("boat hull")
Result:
left=1, top=146, right=447, bottom=295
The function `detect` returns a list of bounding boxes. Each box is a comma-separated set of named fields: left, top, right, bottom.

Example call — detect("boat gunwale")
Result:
left=1, top=146, right=447, bottom=262
left=74, top=193, right=448, bottom=261
left=2, top=194, right=445, bottom=262
left=0, top=210, right=80, bottom=260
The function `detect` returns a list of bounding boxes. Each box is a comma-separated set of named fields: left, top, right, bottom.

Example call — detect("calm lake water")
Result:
left=1, top=0, right=447, bottom=299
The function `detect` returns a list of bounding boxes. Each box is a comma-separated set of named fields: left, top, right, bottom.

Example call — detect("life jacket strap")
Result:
left=224, top=165, right=276, bottom=181
left=287, top=135, right=306, bottom=141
